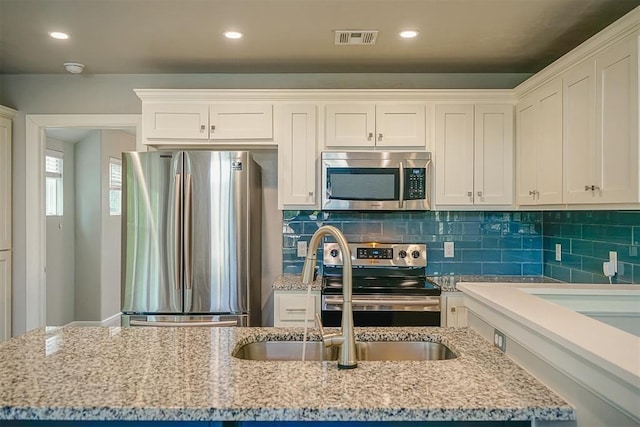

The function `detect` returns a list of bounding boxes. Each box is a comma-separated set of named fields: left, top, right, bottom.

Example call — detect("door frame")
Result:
left=24, top=114, right=142, bottom=331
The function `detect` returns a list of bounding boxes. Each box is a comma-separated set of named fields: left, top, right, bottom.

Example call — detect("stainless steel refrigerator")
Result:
left=121, top=151, right=262, bottom=327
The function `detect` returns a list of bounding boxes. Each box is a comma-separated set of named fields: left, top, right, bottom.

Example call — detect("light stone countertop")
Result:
left=0, top=325, right=574, bottom=422
left=273, top=274, right=559, bottom=293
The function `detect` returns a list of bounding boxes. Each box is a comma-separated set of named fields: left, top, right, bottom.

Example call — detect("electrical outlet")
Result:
left=555, top=244, right=562, bottom=262
left=297, top=240, right=308, bottom=257
left=444, top=241, right=455, bottom=258
left=493, top=329, right=507, bottom=352
left=609, top=251, right=618, bottom=273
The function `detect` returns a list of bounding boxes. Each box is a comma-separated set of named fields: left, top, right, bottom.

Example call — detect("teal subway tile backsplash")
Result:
left=282, top=209, right=639, bottom=284
left=542, top=210, right=640, bottom=284
left=282, top=210, right=543, bottom=276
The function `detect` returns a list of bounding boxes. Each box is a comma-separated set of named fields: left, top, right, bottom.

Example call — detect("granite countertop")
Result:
left=0, top=326, right=574, bottom=422
left=273, top=274, right=559, bottom=293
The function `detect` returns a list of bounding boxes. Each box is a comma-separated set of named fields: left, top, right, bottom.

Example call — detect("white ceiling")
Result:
left=1, top=0, right=639, bottom=75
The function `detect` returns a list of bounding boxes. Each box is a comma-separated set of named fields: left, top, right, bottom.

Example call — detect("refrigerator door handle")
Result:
left=184, top=173, right=193, bottom=291
left=174, top=173, right=182, bottom=290
left=129, top=319, right=239, bottom=327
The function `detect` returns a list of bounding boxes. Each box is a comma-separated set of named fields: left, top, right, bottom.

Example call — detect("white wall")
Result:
left=0, top=72, right=533, bottom=335
left=99, top=130, right=135, bottom=321
left=44, top=137, right=75, bottom=326
left=74, top=131, right=103, bottom=321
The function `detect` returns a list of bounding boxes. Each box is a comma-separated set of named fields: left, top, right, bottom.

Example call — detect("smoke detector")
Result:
left=64, top=62, right=85, bottom=74
left=334, top=30, right=378, bottom=45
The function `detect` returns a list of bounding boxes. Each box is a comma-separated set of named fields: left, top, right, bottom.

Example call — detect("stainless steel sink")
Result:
left=233, top=340, right=457, bottom=361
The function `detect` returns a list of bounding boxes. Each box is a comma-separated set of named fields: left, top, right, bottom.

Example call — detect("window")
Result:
left=109, top=157, right=122, bottom=216
left=45, top=150, right=64, bottom=216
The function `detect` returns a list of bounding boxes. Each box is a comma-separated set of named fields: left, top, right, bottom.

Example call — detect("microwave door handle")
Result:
left=398, top=161, right=405, bottom=209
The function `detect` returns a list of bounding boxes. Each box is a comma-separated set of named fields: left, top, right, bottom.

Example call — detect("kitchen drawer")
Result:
left=273, top=290, right=319, bottom=326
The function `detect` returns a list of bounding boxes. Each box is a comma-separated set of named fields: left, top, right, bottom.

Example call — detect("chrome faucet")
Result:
left=301, top=225, right=357, bottom=369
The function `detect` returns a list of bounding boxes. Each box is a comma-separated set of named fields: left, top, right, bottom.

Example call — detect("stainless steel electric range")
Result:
left=321, top=242, right=441, bottom=327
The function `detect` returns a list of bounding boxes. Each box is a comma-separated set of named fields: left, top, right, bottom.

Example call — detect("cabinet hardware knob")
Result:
left=200, top=125, right=206, bottom=132
left=367, top=132, right=373, bottom=141
left=308, top=191, right=313, bottom=197
left=585, top=185, right=600, bottom=191
left=529, top=190, right=536, bottom=196
left=477, top=191, right=483, bottom=197
left=467, top=191, right=472, bottom=197
left=378, top=133, right=383, bottom=141
left=210, top=125, right=216, bottom=132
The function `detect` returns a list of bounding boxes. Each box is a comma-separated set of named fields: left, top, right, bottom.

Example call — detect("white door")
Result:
left=376, top=104, right=426, bottom=148
left=596, top=36, right=639, bottom=203
left=0, top=116, right=11, bottom=250
left=209, top=104, right=273, bottom=140
left=535, top=78, right=564, bottom=205
left=516, top=96, right=539, bottom=205
left=0, top=250, right=11, bottom=342
left=435, top=104, right=474, bottom=205
left=474, top=104, right=514, bottom=205
left=143, top=103, right=209, bottom=140
left=325, top=104, right=375, bottom=148
left=278, top=105, right=318, bottom=208
left=564, top=60, right=597, bottom=203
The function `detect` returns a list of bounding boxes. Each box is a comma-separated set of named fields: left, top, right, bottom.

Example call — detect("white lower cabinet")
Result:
left=277, top=105, right=318, bottom=209
left=441, top=293, right=468, bottom=327
left=0, top=251, right=11, bottom=342
left=435, top=103, right=513, bottom=206
left=273, top=290, right=320, bottom=327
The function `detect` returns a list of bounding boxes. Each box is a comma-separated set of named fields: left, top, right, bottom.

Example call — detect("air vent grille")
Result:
left=334, top=30, right=379, bottom=45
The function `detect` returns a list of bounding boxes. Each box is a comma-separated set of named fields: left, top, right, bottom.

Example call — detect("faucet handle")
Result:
left=315, top=313, right=342, bottom=348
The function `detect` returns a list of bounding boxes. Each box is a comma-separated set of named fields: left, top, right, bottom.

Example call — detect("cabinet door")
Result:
left=0, top=251, right=10, bottom=342
left=435, top=104, right=474, bottom=205
left=564, top=60, right=597, bottom=203
left=474, top=104, right=514, bottom=205
left=596, top=37, right=639, bottom=203
left=376, top=104, right=426, bottom=148
left=535, top=78, right=564, bottom=205
left=0, top=116, right=11, bottom=250
left=278, top=105, right=318, bottom=208
left=209, top=104, right=273, bottom=140
left=325, top=104, right=375, bottom=148
left=516, top=96, right=538, bottom=205
left=273, top=291, right=319, bottom=327
left=143, top=103, right=209, bottom=140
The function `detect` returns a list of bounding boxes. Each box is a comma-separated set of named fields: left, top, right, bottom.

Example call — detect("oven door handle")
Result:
left=325, top=297, right=439, bottom=307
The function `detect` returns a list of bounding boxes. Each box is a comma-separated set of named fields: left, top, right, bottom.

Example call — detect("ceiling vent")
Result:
left=334, top=30, right=378, bottom=45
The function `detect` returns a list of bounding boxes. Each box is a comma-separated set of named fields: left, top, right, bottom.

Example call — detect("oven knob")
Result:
left=411, top=250, right=421, bottom=259
left=398, top=250, right=407, bottom=259
left=330, top=249, right=339, bottom=258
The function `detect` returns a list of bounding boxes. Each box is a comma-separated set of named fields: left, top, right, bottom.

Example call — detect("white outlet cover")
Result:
left=297, top=241, right=308, bottom=257
left=444, top=241, right=454, bottom=258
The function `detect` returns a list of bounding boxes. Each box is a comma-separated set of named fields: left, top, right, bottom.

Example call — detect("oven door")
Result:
left=321, top=295, right=441, bottom=327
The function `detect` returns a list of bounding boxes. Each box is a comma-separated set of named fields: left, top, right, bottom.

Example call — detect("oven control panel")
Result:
left=324, top=242, right=427, bottom=267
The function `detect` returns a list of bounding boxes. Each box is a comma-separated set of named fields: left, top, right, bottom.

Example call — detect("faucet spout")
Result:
left=301, top=225, right=356, bottom=369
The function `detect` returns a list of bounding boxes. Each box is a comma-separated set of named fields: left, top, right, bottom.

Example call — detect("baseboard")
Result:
left=64, top=312, right=121, bottom=328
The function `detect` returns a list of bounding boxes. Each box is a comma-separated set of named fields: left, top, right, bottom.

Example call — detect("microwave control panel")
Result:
left=404, top=168, right=426, bottom=200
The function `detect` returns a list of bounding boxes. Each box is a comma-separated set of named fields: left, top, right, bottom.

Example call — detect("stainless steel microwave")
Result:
left=321, top=152, right=432, bottom=210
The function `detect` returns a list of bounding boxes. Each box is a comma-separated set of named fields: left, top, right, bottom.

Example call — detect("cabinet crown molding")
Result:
left=134, top=88, right=515, bottom=103
left=0, top=105, right=17, bottom=119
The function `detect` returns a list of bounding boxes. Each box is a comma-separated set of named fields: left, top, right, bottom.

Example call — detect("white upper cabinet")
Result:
left=0, top=112, right=12, bottom=251
left=325, top=103, right=426, bottom=149
left=595, top=36, right=639, bottom=203
left=142, top=102, right=273, bottom=144
left=516, top=78, right=563, bottom=206
left=435, top=104, right=513, bottom=206
left=563, top=36, right=638, bottom=204
left=278, top=105, right=318, bottom=208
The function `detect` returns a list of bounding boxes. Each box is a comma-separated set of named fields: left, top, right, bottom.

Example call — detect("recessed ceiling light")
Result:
left=224, top=31, right=243, bottom=39
left=399, top=30, right=419, bottom=39
left=49, top=32, right=69, bottom=40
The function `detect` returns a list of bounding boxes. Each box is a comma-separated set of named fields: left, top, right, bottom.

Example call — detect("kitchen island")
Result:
left=0, top=326, right=573, bottom=425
